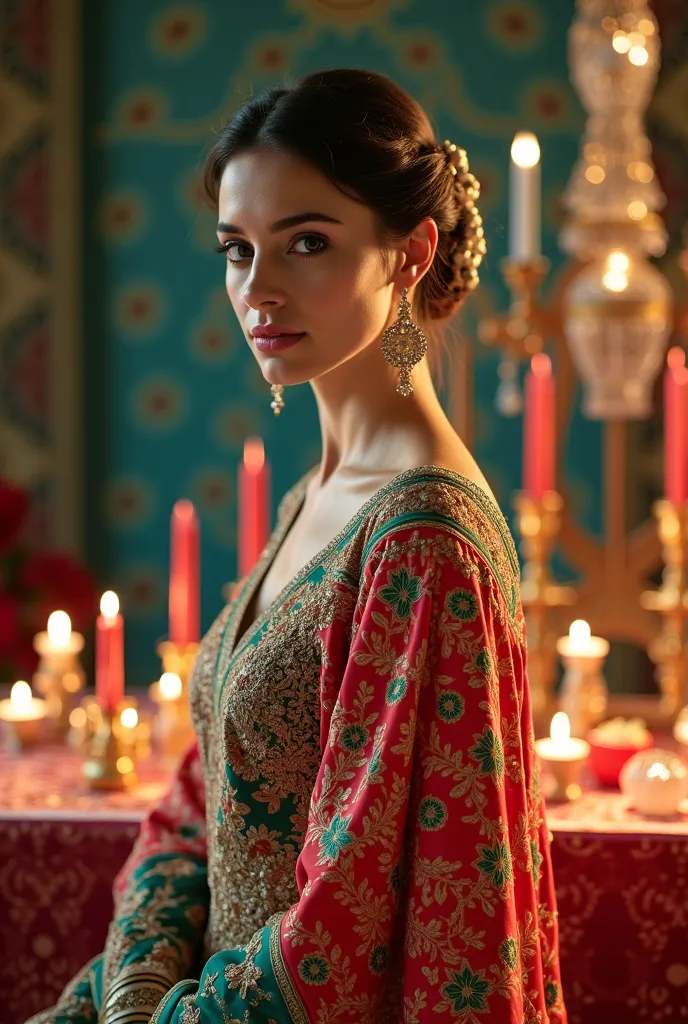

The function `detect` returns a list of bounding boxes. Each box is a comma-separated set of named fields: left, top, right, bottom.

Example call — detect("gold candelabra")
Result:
left=469, top=1, right=687, bottom=729
left=513, top=491, right=577, bottom=734
left=641, top=501, right=688, bottom=718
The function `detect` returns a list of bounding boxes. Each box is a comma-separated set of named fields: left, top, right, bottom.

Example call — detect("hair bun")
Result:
left=440, top=140, right=487, bottom=303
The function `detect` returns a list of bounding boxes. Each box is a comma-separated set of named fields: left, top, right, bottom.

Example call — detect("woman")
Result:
left=31, top=69, right=566, bottom=1024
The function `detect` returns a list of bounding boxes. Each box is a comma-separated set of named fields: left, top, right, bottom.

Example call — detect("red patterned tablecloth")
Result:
left=2, top=748, right=688, bottom=1024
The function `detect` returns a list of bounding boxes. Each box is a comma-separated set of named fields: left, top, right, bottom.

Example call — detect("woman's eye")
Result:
left=225, top=241, right=253, bottom=262
left=291, top=235, right=328, bottom=256
left=214, top=240, right=253, bottom=262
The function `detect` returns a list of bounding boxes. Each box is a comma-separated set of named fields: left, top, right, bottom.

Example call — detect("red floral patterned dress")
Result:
left=30, top=468, right=566, bottom=1024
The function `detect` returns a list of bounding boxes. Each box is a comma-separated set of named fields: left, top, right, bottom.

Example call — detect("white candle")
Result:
left=556, top=619, right=610, bottom=659
left=509, top=131, right=541, bottom=260
left=535, top=712, right=590, bottom=762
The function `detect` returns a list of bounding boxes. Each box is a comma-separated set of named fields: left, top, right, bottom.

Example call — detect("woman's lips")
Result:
left=252, top=333, right=305, bottom=353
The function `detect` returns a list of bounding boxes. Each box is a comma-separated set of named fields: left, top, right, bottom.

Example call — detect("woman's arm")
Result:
left=150, top=527, right=565, bottom=1023
left=100, top=739, right=210, bottom=1023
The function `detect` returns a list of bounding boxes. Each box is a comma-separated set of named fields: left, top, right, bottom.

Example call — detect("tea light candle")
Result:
left=0, top=681, right=47, bottom=751
left=535, top=712, right=590, bottom=802
left=557, top=620, right=610, bottom=736
left=557, top=619, right=609, bottom=659
left=149, top=672, right=192, bottom=765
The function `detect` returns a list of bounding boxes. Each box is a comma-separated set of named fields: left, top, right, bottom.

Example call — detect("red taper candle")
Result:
left=96, top=590, right=124, bottom=712
left=523, top=353, right=555, bottom=499
left=664, top=347, right=688, bottom=505
left=238, top=437, right=270, bottom=579
left=169, top=500, right=200, bottom=646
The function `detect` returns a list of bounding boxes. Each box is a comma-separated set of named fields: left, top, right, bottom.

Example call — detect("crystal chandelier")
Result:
left=561, top=0, right=673, bottom=419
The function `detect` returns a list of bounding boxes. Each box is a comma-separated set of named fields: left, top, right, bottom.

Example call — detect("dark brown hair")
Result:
left=204, top=68, right=483, bottom=324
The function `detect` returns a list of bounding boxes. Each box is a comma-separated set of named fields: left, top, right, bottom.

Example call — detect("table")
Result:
left=547, top=790, right=688, bottom=1024
left=0, top=743, right=169, bottom=1023
left=2, top=749, right=688, bottom=1024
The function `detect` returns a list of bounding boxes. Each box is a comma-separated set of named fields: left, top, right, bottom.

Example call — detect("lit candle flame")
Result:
left=159, top=672, right=182, bottom=700
left=100, top=591, right=120, bottom=619
left=120, top=707, right=139, bottom=729
left=10, top=681, right=33, bottom=715
left=510, top=132, right=540, bottom=169
left=550, top=712, right=571, bottom=745
left=569, top=619, right=592, bottom=647
left=244, top=436, right=265, bottom=474
left=47, top=610, right=72, bottom=648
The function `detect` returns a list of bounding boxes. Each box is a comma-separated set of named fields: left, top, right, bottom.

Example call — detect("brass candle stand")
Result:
left=149, top=640, right=200, bottom=763
left=32, top=631, right=86, bottom=738
left=478, top=256, right=557, bottom=413
left=641, top=500, right=688, bottom=719
left=513, top=491, right=577, bottom=735
left=81, top=697, right=150, bottom=791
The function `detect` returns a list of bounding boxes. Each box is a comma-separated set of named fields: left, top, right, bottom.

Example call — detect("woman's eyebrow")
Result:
left=217, top=212, right=343, bottom=234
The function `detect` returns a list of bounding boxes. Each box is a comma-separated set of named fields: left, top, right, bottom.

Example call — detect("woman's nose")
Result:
left=241, top=261, right=285, bottom=310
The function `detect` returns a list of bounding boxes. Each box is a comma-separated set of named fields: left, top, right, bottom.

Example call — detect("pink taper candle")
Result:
left=523, top=353, right=555, bottom=499
left=238, top=437, right=270, bottom=579
left=96, top=591, right=124, bottom=712
left=169, top=500, right=200, bottom=645
left=664, top=347, right=688, bottom=505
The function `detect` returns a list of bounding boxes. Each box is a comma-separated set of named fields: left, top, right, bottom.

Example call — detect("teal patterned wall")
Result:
left=83, top=0, right=591, bottom=687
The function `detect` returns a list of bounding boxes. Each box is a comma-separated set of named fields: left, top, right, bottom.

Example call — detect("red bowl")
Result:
left=586, top=732, right=655, bottom=788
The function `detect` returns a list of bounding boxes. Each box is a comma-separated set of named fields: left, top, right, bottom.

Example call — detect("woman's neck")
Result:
left=310, top=339, right=455, bottom=486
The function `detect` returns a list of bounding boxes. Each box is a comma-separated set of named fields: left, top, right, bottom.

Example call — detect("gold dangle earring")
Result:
left=381, top=287, right=427, bottom=397
left=270, top=384, right=285, bottom=415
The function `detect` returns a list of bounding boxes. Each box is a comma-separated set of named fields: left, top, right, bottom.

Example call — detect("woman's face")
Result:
left=216, top=148, right=398, bottom=388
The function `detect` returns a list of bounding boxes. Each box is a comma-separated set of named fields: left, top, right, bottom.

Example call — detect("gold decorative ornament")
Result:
left=440, top=139, right=487, bottom=297
left=381, top=287, right=427, bottom=397
left=270, top=383, right=285, bottom=415
left=81, top=698, right=150, bottom=791
left=513, top=490, right=577, bottom=735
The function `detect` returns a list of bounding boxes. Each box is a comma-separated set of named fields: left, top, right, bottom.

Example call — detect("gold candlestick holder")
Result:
left=556, top=633, right=610, bottom=737
left=81, top=697, right=150, bottom=791
left=478, top=256, right=554, bottom=413
left=513, top=491, right=577, bottom=735
left=641, top=499, right=688, bottom=720
left=32, top=632, right=86, bottom=737
left=150, top=640, right=200, bottom=760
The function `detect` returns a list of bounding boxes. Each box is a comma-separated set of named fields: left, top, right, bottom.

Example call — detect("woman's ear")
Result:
left=394, top=217, right=439, bottom=291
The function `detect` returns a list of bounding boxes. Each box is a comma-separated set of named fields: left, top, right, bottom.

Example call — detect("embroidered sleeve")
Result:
left=151, top=527, right=565, bottom=1024
left=100, top=740, right=209, bottom=1023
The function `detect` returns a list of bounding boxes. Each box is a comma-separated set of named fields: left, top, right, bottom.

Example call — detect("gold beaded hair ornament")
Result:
left=380, top=139, right=486, bottom=397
